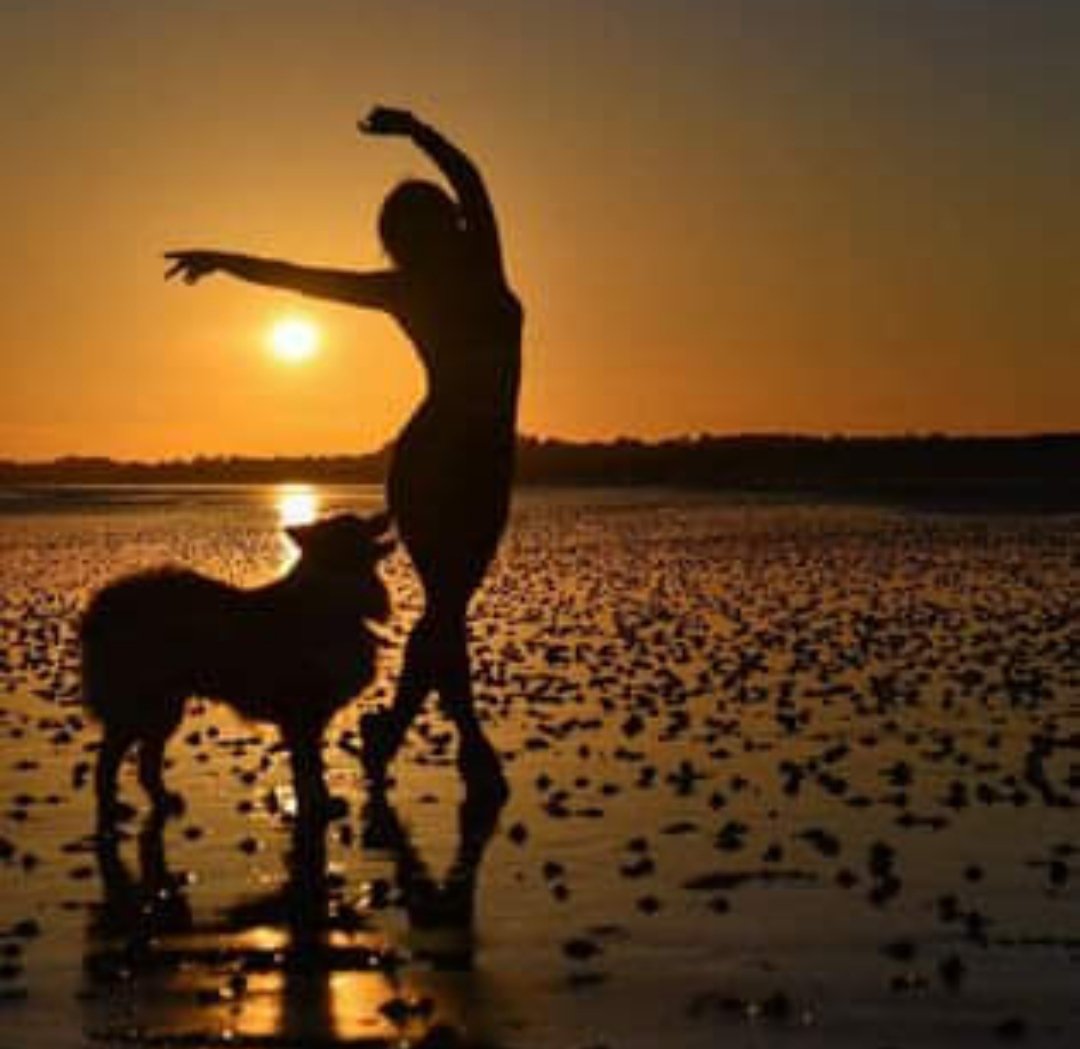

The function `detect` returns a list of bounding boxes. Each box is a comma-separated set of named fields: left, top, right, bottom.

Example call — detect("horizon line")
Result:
left=3, top=429, right=1080, bottom=468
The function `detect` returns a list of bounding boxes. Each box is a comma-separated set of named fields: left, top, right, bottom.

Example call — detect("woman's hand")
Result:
left=358, top=105, right=417, bottom=138
left=163, top=250, right=226, bottom=285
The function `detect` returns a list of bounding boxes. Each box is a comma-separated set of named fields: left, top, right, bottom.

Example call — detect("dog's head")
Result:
left=286, top=512, right=394, bottom=620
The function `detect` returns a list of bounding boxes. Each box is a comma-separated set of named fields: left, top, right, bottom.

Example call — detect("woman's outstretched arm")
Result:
left=360, top=106, right=504, bottom=276
left=163, top=251, right=400, bottom=311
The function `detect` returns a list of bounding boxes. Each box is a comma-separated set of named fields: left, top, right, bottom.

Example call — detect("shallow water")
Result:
left=0, top=485, right=1078, bottom=1048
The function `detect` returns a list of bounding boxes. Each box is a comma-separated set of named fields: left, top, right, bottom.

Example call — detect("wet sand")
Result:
left=1, top=486, right=1078, bottom=1047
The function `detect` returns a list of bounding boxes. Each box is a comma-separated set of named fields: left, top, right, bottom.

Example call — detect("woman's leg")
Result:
left=427, top=601, right=508, bottom=799
left=360, top=609, right=437, bottom=785
left=365, top=473, right=508, bottom=790
left=361, top=596, right=506, bottom=797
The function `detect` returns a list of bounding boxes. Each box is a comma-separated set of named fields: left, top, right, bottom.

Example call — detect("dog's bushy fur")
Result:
left=81, top=513, right=393, bottom=824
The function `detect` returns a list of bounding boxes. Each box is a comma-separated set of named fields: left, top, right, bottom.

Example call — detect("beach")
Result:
left=0, top=484, right=1077, bottom=1048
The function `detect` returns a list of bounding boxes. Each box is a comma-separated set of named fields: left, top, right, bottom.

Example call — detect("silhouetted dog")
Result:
left=82, top=513, right=393, bottom=826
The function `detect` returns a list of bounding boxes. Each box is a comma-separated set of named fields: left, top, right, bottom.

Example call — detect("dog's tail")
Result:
left=79, top=601, right=108, bottom=720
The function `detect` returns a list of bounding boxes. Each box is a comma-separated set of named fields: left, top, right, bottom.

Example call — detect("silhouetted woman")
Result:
left=165, top=106, right=521, bottom=798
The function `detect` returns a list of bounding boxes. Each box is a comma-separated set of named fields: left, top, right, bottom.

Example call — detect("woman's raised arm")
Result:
left=163, top=251, right=400, bottom=311
left=360, top=106, right=504, bottom=276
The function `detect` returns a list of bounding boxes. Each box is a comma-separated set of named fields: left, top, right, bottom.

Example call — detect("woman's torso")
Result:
left=393, top=272, right=523, bottom=439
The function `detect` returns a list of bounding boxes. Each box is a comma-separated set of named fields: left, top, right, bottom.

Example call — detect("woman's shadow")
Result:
left=83, top=787, right=507, bottom=1046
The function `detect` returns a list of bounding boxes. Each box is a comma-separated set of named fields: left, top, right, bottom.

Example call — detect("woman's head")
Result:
left=378, top=179, right=462, bottom=271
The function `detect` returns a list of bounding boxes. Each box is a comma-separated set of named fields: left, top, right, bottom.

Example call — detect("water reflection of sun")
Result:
left=219, top=959, right=410, bottom=1044
left=275, top=484, right=320, bottom=528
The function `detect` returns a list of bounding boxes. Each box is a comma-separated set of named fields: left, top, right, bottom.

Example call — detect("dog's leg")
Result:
left=290, top=725, right=344, bottom=822
left=291, top=730, right=326, bottom=812
left=96, top=724, right=136, bottom=829
left=138, top=709, right=185, bottom=816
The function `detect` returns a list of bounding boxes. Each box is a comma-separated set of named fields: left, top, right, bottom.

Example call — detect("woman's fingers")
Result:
left=163, top=253, right=198, bottom=282
left=162, top=252, right=212, bottom=284
left=359, top=105, right=413, bottom=136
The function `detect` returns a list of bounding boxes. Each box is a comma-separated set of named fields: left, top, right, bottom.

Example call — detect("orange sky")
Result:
left=2, top=0, right=1078, bottom=460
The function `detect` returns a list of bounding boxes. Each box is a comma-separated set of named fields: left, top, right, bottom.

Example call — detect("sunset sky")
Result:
left=2, top=0, right=1078, bottom=460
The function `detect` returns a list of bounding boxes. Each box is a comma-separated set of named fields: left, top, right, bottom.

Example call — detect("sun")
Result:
left=269, top=317, right=319, bottom=363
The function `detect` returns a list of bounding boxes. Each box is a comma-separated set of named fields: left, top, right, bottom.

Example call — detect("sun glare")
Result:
left=269, top=317, right=319, bottom=363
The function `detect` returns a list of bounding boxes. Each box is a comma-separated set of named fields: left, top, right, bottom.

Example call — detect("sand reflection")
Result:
left=81, top=788, right=505, bottom=1047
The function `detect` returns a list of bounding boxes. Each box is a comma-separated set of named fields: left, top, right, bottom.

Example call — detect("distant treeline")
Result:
left=2, top=434, right=1079, bottom=507
left=0, top=449, right=391, bottom=485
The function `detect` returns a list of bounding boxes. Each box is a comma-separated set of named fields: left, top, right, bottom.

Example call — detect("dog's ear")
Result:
left=365, top=510, right=393, bottom=537
left=371, top=538, right=396, bottom=561
left=285, top=523, right=313, bottom=549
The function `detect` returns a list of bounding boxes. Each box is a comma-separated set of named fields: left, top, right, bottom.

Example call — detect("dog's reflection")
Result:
left=84, top=788, right=506, bottom=1046
left=86, top=808, right=192, bottom=969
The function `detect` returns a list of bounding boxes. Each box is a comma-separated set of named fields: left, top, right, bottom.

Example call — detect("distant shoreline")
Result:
left=2, top=434, right=1079, bottom=512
